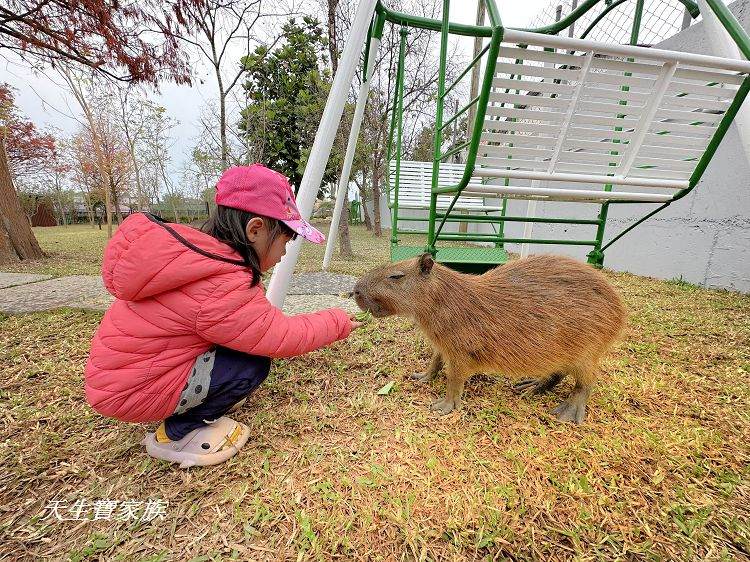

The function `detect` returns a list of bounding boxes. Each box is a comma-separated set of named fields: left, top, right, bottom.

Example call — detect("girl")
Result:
left=85, top=164, right=359, bottom=468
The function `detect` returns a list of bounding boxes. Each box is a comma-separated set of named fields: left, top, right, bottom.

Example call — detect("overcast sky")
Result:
left=2, top=0, right=552, bottom=185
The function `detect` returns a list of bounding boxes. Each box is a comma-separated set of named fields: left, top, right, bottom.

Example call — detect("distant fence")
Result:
left=53, top=205, right=210, bottom=226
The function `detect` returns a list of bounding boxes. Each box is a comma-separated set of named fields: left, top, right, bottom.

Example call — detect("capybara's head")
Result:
left=353, top=253, right=435, bottom=317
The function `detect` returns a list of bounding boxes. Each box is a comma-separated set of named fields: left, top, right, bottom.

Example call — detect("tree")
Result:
left=69, top=131, right=104, bottom=226
left=0, top=0, right=204, bottom=85
left=240, top=17, right=339, bottom=193
left=0, top=85, right=55, bottom=186
left=178, top=0, right=293, bottom=168
left=47, top=144, right=74, bottom=225
left=0, top=84, right=49, bottom=262
left=116, top=90, right=158, bottom=211
left=62, top=69, right=116, bottom=236
left=0, top=0, right=203, bottom=264
left=331, top=0, right=455, bottom=237
left=138, top=108, right=180, bottom=221
left=191, top=146, right=223, bottom=193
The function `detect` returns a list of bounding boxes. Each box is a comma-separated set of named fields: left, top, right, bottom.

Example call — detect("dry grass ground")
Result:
left=1, top=223, right=749, bottom=560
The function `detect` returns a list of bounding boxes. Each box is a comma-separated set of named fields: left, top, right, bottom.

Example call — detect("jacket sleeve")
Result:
left=195, top=277, right=352, bottom=358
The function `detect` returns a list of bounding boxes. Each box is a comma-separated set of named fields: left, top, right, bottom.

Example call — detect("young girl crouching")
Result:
left=85, top=164, right=359, bottom=468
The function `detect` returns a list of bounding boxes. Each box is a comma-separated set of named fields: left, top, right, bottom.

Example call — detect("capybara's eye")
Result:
left=388, top=273, right=405, bottom=280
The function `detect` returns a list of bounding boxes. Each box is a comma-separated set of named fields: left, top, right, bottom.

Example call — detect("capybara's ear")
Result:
left=419, top=253, right=435, bottom=275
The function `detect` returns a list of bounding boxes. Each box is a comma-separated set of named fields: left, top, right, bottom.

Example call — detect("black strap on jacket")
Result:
left=142, top=212, right=248, bottom=267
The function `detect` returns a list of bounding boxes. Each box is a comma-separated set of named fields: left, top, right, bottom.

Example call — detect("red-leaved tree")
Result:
left=0, top=85, right=55, bottom=183
left=0, top=0, right=204, bottom=85
left=0, top=0, right=205, bottom=263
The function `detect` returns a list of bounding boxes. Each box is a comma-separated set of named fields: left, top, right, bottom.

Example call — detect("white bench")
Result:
left=388, top=160, right=502, bottom=211
left=467, top=29, right=750, bottom=203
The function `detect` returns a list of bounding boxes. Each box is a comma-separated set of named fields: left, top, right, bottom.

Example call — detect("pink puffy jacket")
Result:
left=85, top=213, right=352, bottom=423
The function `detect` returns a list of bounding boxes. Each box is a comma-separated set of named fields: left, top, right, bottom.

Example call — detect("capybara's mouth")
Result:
left=354, top=294, right=390, bottom=318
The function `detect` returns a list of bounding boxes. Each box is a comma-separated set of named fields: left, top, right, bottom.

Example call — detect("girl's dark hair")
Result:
left=202, top=205, right=297, bottom=286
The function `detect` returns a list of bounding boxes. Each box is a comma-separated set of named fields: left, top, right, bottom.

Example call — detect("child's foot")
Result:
left=143, top=416, right=251, bottom=468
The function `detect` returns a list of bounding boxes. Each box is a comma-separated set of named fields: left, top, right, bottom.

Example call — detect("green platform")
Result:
left=391, top=245, right=507, bottom=273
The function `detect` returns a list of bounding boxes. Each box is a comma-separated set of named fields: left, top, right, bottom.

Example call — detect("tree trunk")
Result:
left=0, top=221, right=14, bottom=263
left=362, top=199, right=372, bottom=231
left=356, top=173, right=372, bottom=231
left=0, top=138, right=44, bottom=264
left=83, top=190, right=95, bottom=227
left=110, top=176, right=124, bottom=224
left=338, top=190, right=353, bottom=257
left=128, top=140, right=147, bottom=211
left=372, top=169, right=382, bottom=237
left=217, top=68, right=228, bottom=169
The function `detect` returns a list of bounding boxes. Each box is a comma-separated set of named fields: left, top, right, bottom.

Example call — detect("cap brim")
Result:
left=282, top=218, right=325, bottom=244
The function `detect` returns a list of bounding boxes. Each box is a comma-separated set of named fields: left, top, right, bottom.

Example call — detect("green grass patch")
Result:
left=1, top=221, right=749, bottom=559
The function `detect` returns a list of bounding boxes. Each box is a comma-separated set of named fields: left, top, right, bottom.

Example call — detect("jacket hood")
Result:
left=102, top=213, right=249, bottom=301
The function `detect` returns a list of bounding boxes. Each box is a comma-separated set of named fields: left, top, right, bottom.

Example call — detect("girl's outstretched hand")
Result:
left=349, top=314, right=364, bottom=330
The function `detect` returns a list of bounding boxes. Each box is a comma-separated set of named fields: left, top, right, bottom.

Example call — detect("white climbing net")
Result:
left=526, top=0, right=695, bottom=45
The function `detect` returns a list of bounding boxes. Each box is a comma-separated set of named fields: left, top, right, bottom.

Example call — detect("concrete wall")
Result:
left=509, top=0, right=750, bottom=292
left=377, top=0, right=750, bottom=292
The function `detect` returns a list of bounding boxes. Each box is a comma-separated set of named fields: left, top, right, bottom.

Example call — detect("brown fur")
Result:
left=353, top=254, right=627, bottom=423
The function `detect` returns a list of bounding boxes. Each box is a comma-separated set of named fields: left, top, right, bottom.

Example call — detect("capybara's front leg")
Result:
left=411, top=350, right=443, bottom=383
left=431, top=362, right=468, bottom=415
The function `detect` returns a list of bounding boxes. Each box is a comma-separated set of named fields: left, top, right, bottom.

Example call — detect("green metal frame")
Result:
left=373, top=0, right=750, bottom=271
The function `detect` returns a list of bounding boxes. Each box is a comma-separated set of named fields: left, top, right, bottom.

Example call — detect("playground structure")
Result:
left=267, top=0, right=750, bottom=306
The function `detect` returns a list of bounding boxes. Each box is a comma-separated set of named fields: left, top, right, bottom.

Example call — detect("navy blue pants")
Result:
left=164, top=347, right=271, bottom=441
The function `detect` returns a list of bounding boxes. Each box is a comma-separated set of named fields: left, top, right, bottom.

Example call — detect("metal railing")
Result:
left=375, top=0, right=750, bottom=268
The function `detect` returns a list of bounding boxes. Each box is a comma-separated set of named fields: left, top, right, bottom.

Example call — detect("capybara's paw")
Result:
left=431, top=397, right=459, bottom=415
left=410, top=371, right=433, bottom=383
left=513, top=378, right=542, bottom=395
left=513, top=373, right=564, bottom=396
left=551, top=400, right=587, bottom=424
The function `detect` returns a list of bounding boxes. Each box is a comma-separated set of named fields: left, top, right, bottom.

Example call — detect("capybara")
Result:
left=353, top=254, right=626, bottom=423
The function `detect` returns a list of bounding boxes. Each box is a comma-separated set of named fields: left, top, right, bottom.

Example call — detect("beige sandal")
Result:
left=143, top=416, right=251, bottom=468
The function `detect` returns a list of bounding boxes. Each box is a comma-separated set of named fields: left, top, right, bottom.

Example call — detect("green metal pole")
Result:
left=524, top=0, right=698, bottom=35
left=435, top=213, right=601, bottom=225
left=630, top=0, right=644, bottom=44
left=702, top=0, right=750, bottom=60
left=687, top=76, right=750, bottom=192
left=391, top=28, right=408, bottom=247
left=495, top=196, right=508, bottom=248
left=376, top=3, right=493, bottom=37
left=383, top=22, right=403, bottom=203
left=438, top=234, right=600, bottom=245
left=427, top=0, right=452, bottom=255
left=587, top=0, right=644, bottom=268
left=580, top=0, right=628, bottom=39
left=432, top=23, right=503, bottom=239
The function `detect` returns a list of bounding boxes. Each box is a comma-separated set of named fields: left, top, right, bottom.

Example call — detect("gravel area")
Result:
left=0, top=272, right=359, bottom=315
left=0, top=273, right=52, bottom=289
left=286, top=272, right=358, bottom=295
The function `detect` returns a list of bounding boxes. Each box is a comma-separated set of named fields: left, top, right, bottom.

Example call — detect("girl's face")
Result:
left=245, top=217, right=294, bottom=272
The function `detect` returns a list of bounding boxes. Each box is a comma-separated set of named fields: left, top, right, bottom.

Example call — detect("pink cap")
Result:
left=215, top=164, right=324, bottom=244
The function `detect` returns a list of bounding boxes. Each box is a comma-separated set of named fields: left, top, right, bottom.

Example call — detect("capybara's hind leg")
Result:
left=431, top=362, right=467, bottom=415
left=411, top=350, right=443, bottom=383
left=552, top=363, right=596, bottom=424
left=513, top=372, right=564, bottom=396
